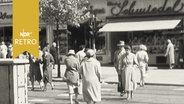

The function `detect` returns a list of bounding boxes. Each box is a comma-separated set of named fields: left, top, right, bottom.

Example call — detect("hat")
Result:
left=117, top=41, right=125, bottom=46
left=86, top=49, right=95, bottom=57
left=124, top=45, right=131, bottom=50
left=53, top=42, right=56, bottom=46
left=67, top=49, right=75, bottom=55
left=43, top=48, right=49, bottom=52
left=139, top=44, right=147, bottom=51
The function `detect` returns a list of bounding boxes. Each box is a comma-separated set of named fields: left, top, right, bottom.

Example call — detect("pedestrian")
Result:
left=113, top=40, right=125, bottom=96
left=50, top=42, right=57, bottom=69
left=118, top=45, right=138, bottom=100
left=178, top=40, right=184, bottom=68
left=76, top=45, right=86, bottom=63
left=28, top=53, right=44, bottom=91
left=136, top=44, right=149, bottom=87
left=0, top=41, right=7, bottom=58
left=7, top=43, right=13, bottom=58
left=42, top=48, right=54, bottom=91
left=79, top=49, right=101, bottom=104
left=43, top=43, right=50, bottom=53
left=64, top=49, right=80, bottom=104
left=75, top=45, right=86, bottom=95
left=165, top=39, right=175, bottom=69
left=39, top=46, right=44, bottom=78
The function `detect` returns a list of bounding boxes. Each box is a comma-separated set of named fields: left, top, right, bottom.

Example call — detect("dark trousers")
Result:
left=117, top=74, right=124, bottom=93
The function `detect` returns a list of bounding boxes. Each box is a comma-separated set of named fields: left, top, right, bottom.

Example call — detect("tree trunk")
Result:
left=92, top=37, right=96, bottom=52
left=56, top=21, right=61, bottom=78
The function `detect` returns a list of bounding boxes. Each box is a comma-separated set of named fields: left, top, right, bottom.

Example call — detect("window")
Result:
left=95, top=34, right=106, bottom=54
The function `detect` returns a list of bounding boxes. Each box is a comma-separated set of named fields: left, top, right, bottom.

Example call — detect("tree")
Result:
left=88, top=15, right=103, bottom=51
left=40, top=0, right=90, bottom=77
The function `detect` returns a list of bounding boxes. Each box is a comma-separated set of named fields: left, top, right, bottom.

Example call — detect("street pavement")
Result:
left=28, top=65, right=184, bottom=104
left=28, top=82, right=184, bottom=104
left=52, top=65, right=184, bottom=86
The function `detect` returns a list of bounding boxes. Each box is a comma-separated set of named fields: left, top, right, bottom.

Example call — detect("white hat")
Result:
left=139, top=44, right=147, bottom=51
left=86, top=49, right=95, bottom=57
left=117, top=41, right=125, bottom=46
left=53, top=42, right=56, bottom=47
left=67, top=49, right=75, bottom=55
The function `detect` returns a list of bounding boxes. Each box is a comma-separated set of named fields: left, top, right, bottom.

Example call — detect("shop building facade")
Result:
left=1, top=0, right=184, bottom=66
left=89, top=0, right=184, bottom=65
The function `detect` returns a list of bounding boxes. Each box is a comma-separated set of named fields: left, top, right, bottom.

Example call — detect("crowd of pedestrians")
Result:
left=3, top=38, right=180, bottom=104
left=19, top=42, right=56, bottom=91
left=0, top=41, right=13, bottom=58
left=113, top=40, right=149, bottom=100
left=112, top=38, right=179, bottom=100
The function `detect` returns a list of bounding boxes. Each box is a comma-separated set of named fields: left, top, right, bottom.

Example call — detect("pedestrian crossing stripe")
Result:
left=173, top=88, right=184, bottom=91
left=57, top=93, right=69, bottom=96
left=29, top=99, right=49, bottom=102
left=101, top=88, right=114, bottom=91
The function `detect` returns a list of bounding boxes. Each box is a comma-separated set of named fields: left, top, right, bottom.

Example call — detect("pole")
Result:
left=56, top=21, right=61, bottom=78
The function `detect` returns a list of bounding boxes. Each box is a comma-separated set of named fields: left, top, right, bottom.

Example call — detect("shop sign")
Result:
left=107, top=0, right=184, bottom=16
left=0, top=11, right=12, bottom=20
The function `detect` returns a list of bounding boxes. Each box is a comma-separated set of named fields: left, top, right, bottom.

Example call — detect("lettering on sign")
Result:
left=0, top=11, right=12, bottom=19
left=107, top=0, right=184, bottom=16
left=15, top=29, right=37, bottom=45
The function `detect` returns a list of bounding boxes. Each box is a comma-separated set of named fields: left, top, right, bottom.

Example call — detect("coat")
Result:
left=42, top=53, right=54, bottom=83
left=136, top=50, right=149, bottom=77
left=50, top=46, right=57, bottom=64
left=80, top=57, right=101, bottom=102
left=119, top=53, right=137, bottom=92
left=165, top=43, right=175, bottom=64
left=64, top=55, right=80, bottom=85
left=113, top=49, right=125, bottom=73
left=29, top=54, right=42, bottom=82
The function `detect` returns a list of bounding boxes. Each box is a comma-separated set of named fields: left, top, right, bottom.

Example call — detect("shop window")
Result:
left=0, top=27, right=12, bottom=43
left=130, top=31, right=183, bottom=54
left=95, top=34, right=106, bottom=55
left=156, top=56, right=166, bottom=64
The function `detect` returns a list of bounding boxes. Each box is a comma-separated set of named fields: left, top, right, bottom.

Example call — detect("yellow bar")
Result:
left=13, top=0, right=39, bottom=58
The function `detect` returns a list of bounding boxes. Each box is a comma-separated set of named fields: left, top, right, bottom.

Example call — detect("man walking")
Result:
left=113, top=40, right=125, bottom=96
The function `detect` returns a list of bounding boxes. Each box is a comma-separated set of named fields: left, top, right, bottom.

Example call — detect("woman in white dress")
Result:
left=136, top=44, right=149, bottom=87
left=119, top=45, right=138, bottom=100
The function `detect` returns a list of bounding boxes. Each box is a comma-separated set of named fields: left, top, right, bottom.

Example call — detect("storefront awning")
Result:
left=99, top=19, right=181, bottom=32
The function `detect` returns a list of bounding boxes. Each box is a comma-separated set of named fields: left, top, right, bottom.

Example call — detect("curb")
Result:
left=52, top=78, right=184, bottom=86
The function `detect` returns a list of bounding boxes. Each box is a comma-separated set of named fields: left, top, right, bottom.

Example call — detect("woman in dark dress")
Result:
left=42, top=49, right=55, bottom=91
left=28, top=53, right=43, bottom=91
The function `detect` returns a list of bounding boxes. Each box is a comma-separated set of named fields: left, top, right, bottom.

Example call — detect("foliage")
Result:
left=40, top=0, right=90, bottom=27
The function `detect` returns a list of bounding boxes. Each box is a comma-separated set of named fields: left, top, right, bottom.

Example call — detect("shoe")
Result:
left=120, top=93, right=124, bottom=97
left=126, top=96, right=130, bottom=100
left=43, top=87, right=47, bottom=91
left=131, top=92, right=133, bottom=99
left=140, top=83, right=142, bottom=87
left=31, top=88, right=34, bottom=91
left=75, top=100, right=80, bottom=104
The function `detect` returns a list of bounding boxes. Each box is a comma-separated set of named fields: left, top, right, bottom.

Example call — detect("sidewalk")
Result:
left=52, top=65, right=184, bottom=86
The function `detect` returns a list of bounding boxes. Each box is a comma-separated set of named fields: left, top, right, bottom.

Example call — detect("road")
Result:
left=28, top=82, right=184, bottom=104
